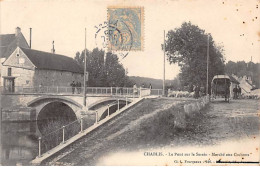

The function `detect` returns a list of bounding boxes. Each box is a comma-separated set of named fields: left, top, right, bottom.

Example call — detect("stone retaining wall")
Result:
left=183, top=95, right=210, bottom=114
left=1, top=107, right=36, bottom=122
left=174, top=95, right=210, bottom=128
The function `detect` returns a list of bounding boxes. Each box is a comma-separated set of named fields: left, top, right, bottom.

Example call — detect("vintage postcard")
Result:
left=0, top=0, right=259, bottom=166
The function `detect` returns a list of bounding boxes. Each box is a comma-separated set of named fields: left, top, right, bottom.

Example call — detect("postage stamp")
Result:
left=107, top=6, right=144, bottom=51
left=94, top=21, right=132, bottom=58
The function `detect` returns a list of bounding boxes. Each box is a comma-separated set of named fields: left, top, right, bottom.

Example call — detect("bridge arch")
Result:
left=27, top=96, right=84, bottom=134
left=27, top=95, right=83, bottom=109
left=27, top=96, right=84, bottom=120
left=37, top=101, right=78, bottom=133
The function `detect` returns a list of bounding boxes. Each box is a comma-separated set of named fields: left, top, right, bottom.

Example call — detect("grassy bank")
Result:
left=44, top=98, right=210, bottom=165
left=118, top=100, right=211, bottom=149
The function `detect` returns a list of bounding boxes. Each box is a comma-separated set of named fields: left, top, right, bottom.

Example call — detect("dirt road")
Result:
left=176, top=99, right=259, bottom=147
left=43, top=98, right=259, bottom=166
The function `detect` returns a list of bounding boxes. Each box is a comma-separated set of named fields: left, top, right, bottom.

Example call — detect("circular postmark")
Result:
left=94, top=20, right=133, bottom=58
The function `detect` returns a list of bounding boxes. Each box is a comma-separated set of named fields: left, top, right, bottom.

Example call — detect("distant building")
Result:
left=1, top=47, right=83, bottom=92
left=0, top=27, right=30, bottom=85
left=232, top=74, right=254, bottom=93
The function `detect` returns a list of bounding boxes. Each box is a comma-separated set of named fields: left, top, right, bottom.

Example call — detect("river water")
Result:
left=0, top=102, right=125, bottom=165
left=1, top=121, right=38, bottom=166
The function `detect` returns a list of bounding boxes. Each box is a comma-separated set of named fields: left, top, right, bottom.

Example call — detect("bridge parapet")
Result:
left=1, top=86, right=145, bottom=97
left=1, top=86, right=157, bottom=98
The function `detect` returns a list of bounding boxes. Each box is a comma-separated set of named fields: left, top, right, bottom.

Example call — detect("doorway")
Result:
left=3, top=77, right=15, bottom=93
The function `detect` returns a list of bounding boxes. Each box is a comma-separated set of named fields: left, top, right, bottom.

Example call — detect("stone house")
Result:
left=0, top=27, right=30, bottom=86
left=1, top=47, right=83, bottom=92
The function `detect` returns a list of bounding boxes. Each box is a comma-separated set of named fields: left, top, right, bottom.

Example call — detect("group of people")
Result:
left=133, top=83, right=153, bottom=95
left=189, top=85, right=205, bottom=99
left=70, top=81, right=82, bottom=94
left=233, top=85, right=241, bottom=99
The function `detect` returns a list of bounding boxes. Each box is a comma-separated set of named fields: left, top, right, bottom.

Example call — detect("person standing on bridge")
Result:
left=133, top=83, right=138, bottom=96
left=149, top=83, right=152, bottom=95
left=70, top=81, right=76, bottom=94
left=78, top=81, right=82, bottom=94
left=76, top=81, right=81, bottom=94
left=149, top=84, right=152, bottom=89
left=39, top=83, right=43, bottom=93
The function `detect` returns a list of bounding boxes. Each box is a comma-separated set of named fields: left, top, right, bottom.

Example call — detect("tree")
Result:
left=166, top=74, right=181, bottom=91
left=225, top=61, right=260, bottom=88
left=74, top=48, right=131, bottom=87
left=105, top=52, right=129, bottom=87
left=164, top=22, right=225, bottom=93
left=225, top=61, right=237, bottom=75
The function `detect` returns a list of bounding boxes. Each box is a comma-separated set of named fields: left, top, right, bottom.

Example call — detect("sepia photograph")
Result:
left=0, top=0, right=259, bottom=166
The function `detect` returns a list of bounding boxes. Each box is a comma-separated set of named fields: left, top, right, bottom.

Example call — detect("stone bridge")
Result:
left=0, top=86, right=157, bottom=136
left=1, top=93, right=139, bottom=121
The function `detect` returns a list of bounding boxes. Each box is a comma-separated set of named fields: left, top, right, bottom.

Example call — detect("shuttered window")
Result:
left=8, top=68, right=12, bottom=76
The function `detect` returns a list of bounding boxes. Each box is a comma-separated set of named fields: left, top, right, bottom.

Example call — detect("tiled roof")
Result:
left=0, top=33, right=30, bottom=58
left=0, top=34, right=16, bottom=46
left=229, top=75, right=239, bottom=84
left=21, top=47, right=83, bottom=74
left=0, top=34, right=16, bottom=58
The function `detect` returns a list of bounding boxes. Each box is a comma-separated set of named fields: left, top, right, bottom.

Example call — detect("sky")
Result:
left=1, top=0, right=259, bottom=80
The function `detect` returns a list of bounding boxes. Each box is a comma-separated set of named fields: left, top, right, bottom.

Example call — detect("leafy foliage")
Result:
left=164, top=22, right=225, bottom=93
left=74, top=48, right=131, bottom=87
left=225, top=61, right=260, bottom=88
left=128, top=76, right=176, bottom=89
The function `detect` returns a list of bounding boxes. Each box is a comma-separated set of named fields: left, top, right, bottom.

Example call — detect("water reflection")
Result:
left=1, top=121, right=38, bottom=166
left=1, top=118, right=79, bottom=165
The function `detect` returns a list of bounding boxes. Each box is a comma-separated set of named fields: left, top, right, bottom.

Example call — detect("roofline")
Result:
left=0, top=33, right=29, bottom=48
left=35, top=68, right=84, bottom=74
left=2, top=64, right=35, bottom=71
left=20, top=33, right=30, bottom=49
left=0, top=33, right=15, bottom=37
left=2, top=47, right=37, bottom=69
left=212, top=75, right=230, bottom=79
left=20, top=47, right=74, bottom=60
left=19, top=47, right=84, bottom=73
left=19, top=47, right=37, bottom=68
left=2, top=46, right=19, bottom=65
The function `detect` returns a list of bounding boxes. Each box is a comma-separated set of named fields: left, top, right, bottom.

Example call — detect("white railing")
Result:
left=140, top=87, right=151, bottom=97
left=37, top=97, right=130, bottom=157
left=150, top=89, right=163, bottom=96
left=0, top=86, right=162, bottom=97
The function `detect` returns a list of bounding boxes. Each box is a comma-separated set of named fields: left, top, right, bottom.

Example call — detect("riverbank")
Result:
left=43, top=97, right=205, bottom=165
left=43, top=98, right=259, bottom=166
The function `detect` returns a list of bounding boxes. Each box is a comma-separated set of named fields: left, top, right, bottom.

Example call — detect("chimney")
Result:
left=15, top=27, right=21, bottom=36
left=29, top=28, right=32, bottom=49
left=51, top=41, right=55, bottom=54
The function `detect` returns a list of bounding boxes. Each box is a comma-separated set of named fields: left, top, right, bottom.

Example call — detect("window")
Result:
left=7, top=68, right=12, bottom=76
left=16, top=53, right=20, bottom=57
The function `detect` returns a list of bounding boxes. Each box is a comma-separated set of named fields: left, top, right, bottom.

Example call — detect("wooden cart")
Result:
left=211, top=75, right=231, bottom=103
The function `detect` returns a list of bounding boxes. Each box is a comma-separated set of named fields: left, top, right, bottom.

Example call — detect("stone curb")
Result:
left=183, top=95, right=210, bottom=114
